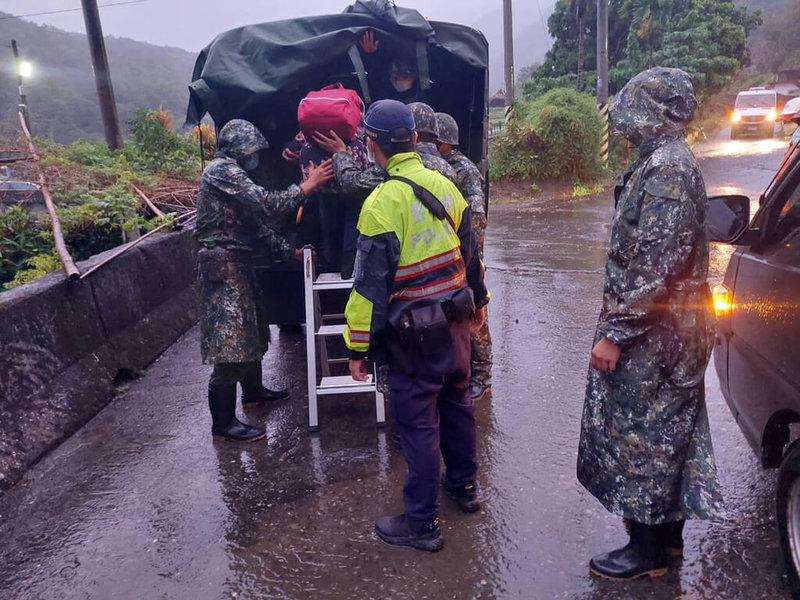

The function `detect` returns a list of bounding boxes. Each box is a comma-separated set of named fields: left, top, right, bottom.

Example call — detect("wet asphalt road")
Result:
left=0, top=132, right=793, bottom=600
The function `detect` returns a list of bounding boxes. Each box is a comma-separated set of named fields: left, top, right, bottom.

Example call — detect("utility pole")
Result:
left=11, top=40, right=31, bottom=134
left=596, top=0, right=610, bottom=163
left=596, top=0, right=609, bottom=105
left=503, top=0, right=515, bottom=111
left=81, top=0, right=123, bottom=149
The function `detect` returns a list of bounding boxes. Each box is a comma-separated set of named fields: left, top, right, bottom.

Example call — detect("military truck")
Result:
left=185, top=0, right=490, bottom=324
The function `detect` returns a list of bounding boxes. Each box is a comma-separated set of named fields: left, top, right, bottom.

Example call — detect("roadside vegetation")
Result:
left=0, top=109, right=201, bottom=290
left=491, top=0, right=772, bottom=187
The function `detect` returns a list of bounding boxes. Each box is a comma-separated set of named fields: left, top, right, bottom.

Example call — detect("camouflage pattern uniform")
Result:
left=331, top=150, right=454, bottom=199
left=408, top=102, right=457, bottom=182
left=195, top=119, right=306, bottom=364
left=577, top=67, right=725, bottom=524
left=436, top=112, right=492, bottom=390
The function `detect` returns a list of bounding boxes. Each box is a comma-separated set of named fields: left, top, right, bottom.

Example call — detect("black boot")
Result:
left=374, top=514, right=444, bottom=552
left=624, top=518, right=685, bottom=558
left=208, top=380, right=266, bottom=442
left=442, top=474, right=481, bottom=513
left=589, top=521, right=668, bottom=581
left=664, top=520, right=685, bottom=558
left=241, top=362, right=289, bottom=404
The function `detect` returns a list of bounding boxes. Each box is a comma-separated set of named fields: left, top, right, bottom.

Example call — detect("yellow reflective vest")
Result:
left=344, top=151, right=489, bottom=357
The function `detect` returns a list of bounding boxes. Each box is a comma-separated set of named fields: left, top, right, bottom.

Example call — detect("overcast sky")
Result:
left=4, top=0, right=543, bottom=52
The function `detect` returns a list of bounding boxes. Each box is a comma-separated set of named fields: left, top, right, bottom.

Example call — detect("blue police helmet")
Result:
left=364, top=99, right=416, bottom=145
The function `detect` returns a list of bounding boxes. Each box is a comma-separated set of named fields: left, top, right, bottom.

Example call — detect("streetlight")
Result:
left=10, top=40, right=31, bottom=133
left=19, top=61, right=32, bottom=79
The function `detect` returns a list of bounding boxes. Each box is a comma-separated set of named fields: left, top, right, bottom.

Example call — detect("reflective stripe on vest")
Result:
left=390, top=268, right=467, bottom=301
left=348, top=329, right=370, bottom=344
left=395, top=248, right=462, bottom=282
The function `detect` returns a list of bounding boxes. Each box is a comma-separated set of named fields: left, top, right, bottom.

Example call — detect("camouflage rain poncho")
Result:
left=195, top=119, right=305, bottom=364
left=577, top=67, right=725, bottom=524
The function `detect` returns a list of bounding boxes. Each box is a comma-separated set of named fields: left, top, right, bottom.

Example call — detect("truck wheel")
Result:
left=777, top=442, right=800, bottom=597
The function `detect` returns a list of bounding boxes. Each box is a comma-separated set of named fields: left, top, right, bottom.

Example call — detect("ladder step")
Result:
left=312, top=272, right=354, bottom=291
left=317, top=375, right=376, bottom=395
left=317, top=324, right=346, bottom=337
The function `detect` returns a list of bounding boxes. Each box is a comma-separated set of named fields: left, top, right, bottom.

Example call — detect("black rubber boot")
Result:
left=589, top=521, right=668, bottom=581
left=442, top=474, right=481, bottom=513
left=374, top=514, right=444, bottom=552
left=664, top=520, right=685, bottom=558
left=624, top=518, right=685, bottom=558
left=241, top=362, right=289, bottom=404
left=208, top=380, right=266, bottom=442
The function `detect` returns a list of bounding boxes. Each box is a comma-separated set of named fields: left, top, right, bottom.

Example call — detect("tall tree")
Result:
left=627, top=0, right=672, bottom=68
left=568, top=0, right=589, bottom=91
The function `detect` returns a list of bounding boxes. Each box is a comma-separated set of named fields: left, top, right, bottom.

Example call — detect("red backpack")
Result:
left=297, top=83, right=363, bottom=142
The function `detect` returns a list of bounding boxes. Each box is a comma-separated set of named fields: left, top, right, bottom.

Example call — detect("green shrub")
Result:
left=126, top=108, right=198, bottom=177
left=4, top=253, right=61, bottom=290
left=489, top=121, right=546, bottom=180
left=0, top=206, right=52, bottom=286
left=490, top=88, right=605, bottom=182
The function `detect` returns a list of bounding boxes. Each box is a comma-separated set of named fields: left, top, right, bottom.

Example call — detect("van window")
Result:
left=736, top=93, right=776, bottom=109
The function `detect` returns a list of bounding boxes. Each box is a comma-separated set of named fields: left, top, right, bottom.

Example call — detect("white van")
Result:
left=731, top=88, right=778, bottom=139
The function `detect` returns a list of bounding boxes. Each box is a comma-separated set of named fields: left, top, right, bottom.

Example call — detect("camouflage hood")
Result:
left=609, top=67, right=697, bottom=148
left=215, top=119, right=269, bottom=164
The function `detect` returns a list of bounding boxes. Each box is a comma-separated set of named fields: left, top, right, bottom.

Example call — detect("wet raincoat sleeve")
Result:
left=344, top=198, right=401, bottom=359
left=207, top=161, right=306, bottom=218
left=332, top=151, right=388, bottom=200
left=597, top=166, right=699, bottom=346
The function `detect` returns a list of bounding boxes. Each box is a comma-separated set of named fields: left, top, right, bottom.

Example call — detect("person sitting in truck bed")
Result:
left=282, top=129, right=368, bottom=278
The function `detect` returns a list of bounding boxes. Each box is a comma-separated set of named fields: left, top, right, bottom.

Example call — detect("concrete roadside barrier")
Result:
left=0, top=229, right=198, bottom=494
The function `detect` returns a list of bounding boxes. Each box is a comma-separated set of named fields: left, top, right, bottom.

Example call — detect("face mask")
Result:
left=366, top=145, right=376, bottom=164
left=242, top=153, right=259, bottom=172
left=391, top=76, right=415, bottom=93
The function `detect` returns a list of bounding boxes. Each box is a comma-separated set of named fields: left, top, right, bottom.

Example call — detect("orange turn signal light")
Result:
left=713, top=284, right=733, bottom=316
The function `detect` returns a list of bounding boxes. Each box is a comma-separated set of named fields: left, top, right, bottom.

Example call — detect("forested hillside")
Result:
left=738, top=0, right=800, bottom=71
left=0, top=13, right=196, bottom=142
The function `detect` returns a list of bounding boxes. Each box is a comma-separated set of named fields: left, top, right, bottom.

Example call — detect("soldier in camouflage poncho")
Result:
left=435, top=112, right=493, bottom=401
left=195, top=119, right=332, bottom=442
left=576, top=67, right=724, bottom=581
left=407, top=102, right=457, bottom=182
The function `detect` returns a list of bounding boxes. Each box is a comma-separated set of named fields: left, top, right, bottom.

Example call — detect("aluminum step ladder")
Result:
left=303, top=247, right=385, bottom=432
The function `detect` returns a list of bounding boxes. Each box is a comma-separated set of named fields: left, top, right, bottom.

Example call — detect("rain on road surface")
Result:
left=0, top=132, right=792, bottom=600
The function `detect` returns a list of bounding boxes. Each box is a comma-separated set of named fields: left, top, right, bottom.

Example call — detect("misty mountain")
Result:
left=471, top=1, right=557, bottom=94
left=0, top=12, right=195, bottom=143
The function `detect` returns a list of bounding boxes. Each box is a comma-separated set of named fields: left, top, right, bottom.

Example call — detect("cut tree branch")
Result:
left=18, top=111, right=80, bottom=281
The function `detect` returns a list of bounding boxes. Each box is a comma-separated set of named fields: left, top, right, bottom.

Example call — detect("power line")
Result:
left=0, top=0, right=150, bottom=21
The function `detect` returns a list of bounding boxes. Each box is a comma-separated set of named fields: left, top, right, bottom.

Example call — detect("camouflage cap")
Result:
left=609, top=66, right=697, bottom=147
left=435, top=112, right=459, bottom=145
left=408, top=102, right=439, bottom=136
left=216, top=119, right=269, bottom=163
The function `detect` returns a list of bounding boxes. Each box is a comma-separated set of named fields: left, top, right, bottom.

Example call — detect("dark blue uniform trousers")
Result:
left=387, top=320, right=477, bottom=525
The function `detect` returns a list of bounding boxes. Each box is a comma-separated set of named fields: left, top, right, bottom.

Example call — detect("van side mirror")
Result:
left=708, top=195, right=751, bottom=244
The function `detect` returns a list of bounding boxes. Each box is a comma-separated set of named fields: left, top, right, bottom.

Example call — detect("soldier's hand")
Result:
left=470, top=306, right=485, bottom=333
left=349, top=358, right=370, bottom=382
left=300, top=160, right=335, bottom=196
left=312, top=130, right=347, bottom=154
left=359, top=30, right=379, bottom=54
left=282, top=147, right=300, bottom=163
left=591, top=337, right=621, bottom=372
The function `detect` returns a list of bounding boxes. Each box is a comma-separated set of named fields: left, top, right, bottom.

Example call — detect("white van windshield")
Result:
left=736, top=93, right=776, bottom=109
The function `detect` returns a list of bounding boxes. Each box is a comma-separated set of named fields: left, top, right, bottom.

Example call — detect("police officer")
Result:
left=577, top=68, right=724, bottom=580
left=343, top=100, right=489, bottom=551
left=435, top=112, right=493, bottom=401
left=195, top=119, right=332, bottom=442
